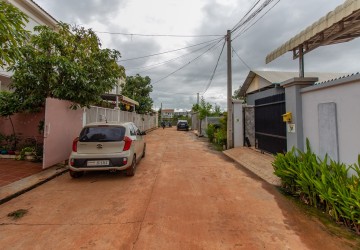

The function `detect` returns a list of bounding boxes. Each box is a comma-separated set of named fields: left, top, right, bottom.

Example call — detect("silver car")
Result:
left=68, top=122, right=146, bottom=178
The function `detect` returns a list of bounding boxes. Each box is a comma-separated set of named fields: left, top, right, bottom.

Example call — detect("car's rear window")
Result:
left=79, top=126, right=125, bottom=142
left=179, top=122, right=188, bottom=125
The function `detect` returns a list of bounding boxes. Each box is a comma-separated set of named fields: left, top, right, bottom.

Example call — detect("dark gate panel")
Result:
left=255, top=93, right=286, bottom=154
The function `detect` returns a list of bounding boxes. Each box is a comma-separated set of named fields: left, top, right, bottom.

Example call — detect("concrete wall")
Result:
left=0, top=109, right=45, bottom=144
left=43, top=98, right=83, bottom=169
left=246, top=87, right=284, bottom=105
left=301, top=74, right=360, bottom=169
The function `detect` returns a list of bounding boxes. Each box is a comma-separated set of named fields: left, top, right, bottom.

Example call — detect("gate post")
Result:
left=233, top=100, right=244, bottom=147
left=281, top=77, right=317, bottom=152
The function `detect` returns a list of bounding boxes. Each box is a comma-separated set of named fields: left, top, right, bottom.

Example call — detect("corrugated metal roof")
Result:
left=266, top=0, right=360, bottom=64
left=238, top=70, right=348, bottom=96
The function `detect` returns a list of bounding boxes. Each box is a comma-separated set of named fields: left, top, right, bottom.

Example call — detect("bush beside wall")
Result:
left=273, top=139, right=360, bottom=235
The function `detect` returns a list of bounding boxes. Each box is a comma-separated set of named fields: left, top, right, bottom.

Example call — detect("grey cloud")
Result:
left=34, top=0, right=358, bottom=111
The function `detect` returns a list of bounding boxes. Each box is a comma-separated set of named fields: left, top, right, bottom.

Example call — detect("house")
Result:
left=161, top=109, right=174, bottom=120
left=236, top=70, right=347, bottom=155
left=0, top=0, right=58, bottom=91
left=101, top=77, right=139, bottom=111
left=174, top=109, right=190, bottom=117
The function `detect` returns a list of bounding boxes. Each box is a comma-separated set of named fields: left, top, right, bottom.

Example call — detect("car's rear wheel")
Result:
left=126, top=155, right=136, bottom=176
left=142, top=144, right=146, bottom=158
left=69, top=169, right=84, bottom=178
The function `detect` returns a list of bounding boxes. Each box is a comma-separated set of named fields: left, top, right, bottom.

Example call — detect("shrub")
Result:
left=205, top=124, right=215, bottom=142
left=273, top=139, right=360, bottom=235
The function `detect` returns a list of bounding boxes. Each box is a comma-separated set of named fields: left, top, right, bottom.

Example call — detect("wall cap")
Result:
left=281, top=77, right=318, bottom=88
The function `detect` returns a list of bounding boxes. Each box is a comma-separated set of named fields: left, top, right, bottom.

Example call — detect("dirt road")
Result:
left=0, top=128, right=356, bottom=249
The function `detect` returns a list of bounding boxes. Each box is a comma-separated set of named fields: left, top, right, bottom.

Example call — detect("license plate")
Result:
left=87, top=160, right=109, bottom=166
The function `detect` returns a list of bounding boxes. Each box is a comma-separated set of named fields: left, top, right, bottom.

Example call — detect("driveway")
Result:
left=0, top=128, right=357, bottom=249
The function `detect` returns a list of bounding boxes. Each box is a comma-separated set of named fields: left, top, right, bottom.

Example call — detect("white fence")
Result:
left=86, top=106, right=158, bottom=131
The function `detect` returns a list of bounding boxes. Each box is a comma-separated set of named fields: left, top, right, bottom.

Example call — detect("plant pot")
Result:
left=25, top=155, right=34, bottom=161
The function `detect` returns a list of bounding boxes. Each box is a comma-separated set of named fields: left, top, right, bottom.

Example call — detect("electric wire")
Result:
left=231, top=0, right=276, bottom=39
left=231, top=0, right=262, bottom=32
left=152, top=38, right=225, bottom=85
left=232, top=0, right=281, bottom=41
left=231, top=47, right=251, bottom=70
left=117, top=37, right=223, bottom=62
left=94, top=31, right=224, bottom=38
left=124, top=39, right=222, bottom=74
left=201, top=40, right=226, bottom=95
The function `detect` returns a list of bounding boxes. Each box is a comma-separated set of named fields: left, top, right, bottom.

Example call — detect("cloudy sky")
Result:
left=35, top=0, right=360, bottom=111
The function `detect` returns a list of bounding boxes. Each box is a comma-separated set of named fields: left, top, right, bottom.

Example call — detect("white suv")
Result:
left=68, top=122, right=146, bottom=178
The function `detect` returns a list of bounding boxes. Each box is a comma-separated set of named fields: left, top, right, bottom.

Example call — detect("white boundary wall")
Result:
left=301, top=74, right=360, bottom=170
left=86, top=106, right=157, bottom=132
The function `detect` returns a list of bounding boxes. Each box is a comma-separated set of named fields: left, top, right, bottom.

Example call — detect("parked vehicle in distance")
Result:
left=177, top=120, right=189, bottom=131
left=68, top=122, right=146, bottom=178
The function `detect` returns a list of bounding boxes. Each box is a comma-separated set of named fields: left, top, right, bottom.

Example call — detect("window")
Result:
left=79, top=126, right=126, bottom=142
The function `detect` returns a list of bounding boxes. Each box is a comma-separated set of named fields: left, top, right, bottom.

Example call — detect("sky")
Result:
left=35, top=0, right=360, bottom=111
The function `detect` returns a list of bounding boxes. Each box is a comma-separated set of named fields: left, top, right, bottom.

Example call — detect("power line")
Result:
left=94, top=31, right=224, bottom=38
left=231, top=0, right=262, bottom=32
left=118, top=37, right=223, bottom=62
left=231, top=0, right=276, bottom=38
left=201, top=40, right=227, bottom=95
left=152, top=38, right=225, bottom=85
left=153, top=90, right=199, bottom=96
left=132, top=39, right=222, bottom=74
left=232, top=0, right=281, bottom=41
left=232, top=47, right=251, bottom=70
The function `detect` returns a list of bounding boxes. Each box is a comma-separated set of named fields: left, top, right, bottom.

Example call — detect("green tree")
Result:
left=0, top=91, right=21, bottom=149
left=193, top=97, right=212, bottom=135
left=9, top=23, right=124, bottom=110
left=121, top=74, right=153, bottom=114
left=0, top=2, right=29, bottom=67
left=213, top=104, right=221, bottom=116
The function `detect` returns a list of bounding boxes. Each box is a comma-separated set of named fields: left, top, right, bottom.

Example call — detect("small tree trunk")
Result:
left=8, top=116, right=16, bottom=150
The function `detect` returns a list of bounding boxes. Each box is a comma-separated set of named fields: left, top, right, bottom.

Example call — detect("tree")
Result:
left=9, top=23, right=125, bottom=110
left=213, top=104, right=221, bottom=116
left=121, top=74, right=153, bottom=114
left=0, top=2, right=29, bottom=67
left=0, top=91, right=21, bottom=149
left=193, top=97, right=212, bottom=135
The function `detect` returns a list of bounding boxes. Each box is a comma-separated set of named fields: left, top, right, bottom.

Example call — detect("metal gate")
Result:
left=255, top=93, right=287, bottom=154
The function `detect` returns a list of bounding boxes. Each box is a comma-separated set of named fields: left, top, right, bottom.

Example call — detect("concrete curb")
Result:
left=223, top=147, right=281, bottom=186
left=0, top=165, right=68, bottom=205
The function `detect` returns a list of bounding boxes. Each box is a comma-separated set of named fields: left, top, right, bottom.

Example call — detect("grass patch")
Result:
left=7, top=209, right=28, bottom=219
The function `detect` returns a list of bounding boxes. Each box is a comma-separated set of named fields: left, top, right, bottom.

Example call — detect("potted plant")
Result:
left=19, top=146, right=35, bottom=160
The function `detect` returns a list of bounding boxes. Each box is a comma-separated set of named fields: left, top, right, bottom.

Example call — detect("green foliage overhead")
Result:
left=0, top=2, right=29, bottom=67
left=121, top=74, right=153, bottom=114
left=10, top=23, right=125, bottom=110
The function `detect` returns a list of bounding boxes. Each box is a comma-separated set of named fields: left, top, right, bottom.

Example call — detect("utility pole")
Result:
left=226, top=30, right=233, bottom=149
left=196, top=92, right=200, bottom=132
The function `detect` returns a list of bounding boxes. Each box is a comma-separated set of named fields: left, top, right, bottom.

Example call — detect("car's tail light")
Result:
left=72, top=137, right=79, bottom=152
left=70, top=158, right=74, bottom=166
left=123, top=136, right=132, bottom=151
